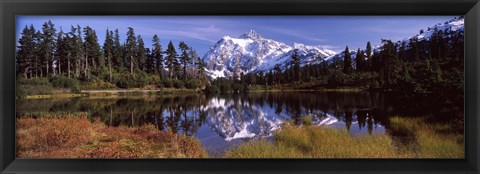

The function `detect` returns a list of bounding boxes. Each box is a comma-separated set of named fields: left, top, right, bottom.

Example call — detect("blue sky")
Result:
left=16, top=16, right=455, bottom=55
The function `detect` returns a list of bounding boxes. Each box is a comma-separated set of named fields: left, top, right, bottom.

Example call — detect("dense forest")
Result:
left=208, top=18, right=464, bottom=98
left=16, top=19, right=464, bottom=98
left=16, top=21, right=207, bottom=97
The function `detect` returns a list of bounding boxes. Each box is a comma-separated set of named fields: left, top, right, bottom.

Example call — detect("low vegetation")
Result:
left=389, top=116, right=464, bottom=158
left=17, top=116, right=207, bottom=158
left=225, top=117, right=463, bottom=158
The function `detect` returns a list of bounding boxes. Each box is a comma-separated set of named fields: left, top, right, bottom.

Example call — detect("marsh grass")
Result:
left=225, top=126, right=398, bottom=158
left=226, top=117, right=463, bottom=158
left=16, top=116, right=207, bottom=158
left=389, top=116, right=464, bottom=158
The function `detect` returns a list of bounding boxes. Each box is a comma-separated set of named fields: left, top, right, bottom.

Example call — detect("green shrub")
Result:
left=114, top=73, right=146, bottom=89
left=16, top=78, right=53, bottom=98
left=50, top=75, right=80, bottom=89
left=81, top=78, right=117, bottom=90
left=184, top=79, right=198, bottom=89
left=173, top=79, right=185, bottom=88
left=205, top=85, right=220, bottom=94
left=147, top=75, right=163, bottom=87
left=70, top=86, right=81, bottom=94
left=163, top=78, right=174, bottom=88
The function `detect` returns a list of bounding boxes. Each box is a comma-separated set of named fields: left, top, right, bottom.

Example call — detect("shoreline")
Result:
left=21, top=87, right=378, bottom=99
left=22, top=88, right=202, bottom=99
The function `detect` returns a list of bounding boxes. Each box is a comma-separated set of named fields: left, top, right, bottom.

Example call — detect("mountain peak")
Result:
left=239, top=30, right=263, bottom=40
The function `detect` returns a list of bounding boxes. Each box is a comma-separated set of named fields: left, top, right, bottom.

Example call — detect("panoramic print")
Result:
left=15, top=16, right=464, bottom=158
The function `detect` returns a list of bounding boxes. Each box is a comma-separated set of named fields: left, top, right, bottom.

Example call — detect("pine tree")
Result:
left=152, top=35, right=163, bottom=78
left=291, top=49, right=301, bottom=82
left=196, top=58, right=206, bottom=81
left=366, top=41, right=372, bottom=70
left=113, top=29, right=124, bottom=69
left=398, top=41, right=407, bottom=62
left=273, top=64, right=282, bottom=84
left=145, top=48, right=153, bottom=73
left=40, top=20, right=56, bottom=77
left=103, top=29, right=114, bottom=81
left=188, top=47, right=199, bottom=79
left=137, top=35, right=146, bottom=71
left=71, top=25, right=84, bottom=78
left=343, top=46, right=352, bottom=74
left=83, top=26, right=102, bottom=78
left=33, top=30, right=43, bottom=78
left=179, top=41, right=191, bottom=80
left=166, top=41, right=177, bottom=79
left=408, top=37, right=420, bottom=61
left=16, top=25, right=36, bottom=78
left=355, top=48, right=365, bottom=72
left=126, top=27, right=137, bottom=74
left=55, top=29, right=69, bottom=76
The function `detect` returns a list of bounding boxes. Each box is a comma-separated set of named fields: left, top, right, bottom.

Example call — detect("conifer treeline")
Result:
left=16, top=20, right=207, bottom=89
left=210, top=19, right=464, bottom=95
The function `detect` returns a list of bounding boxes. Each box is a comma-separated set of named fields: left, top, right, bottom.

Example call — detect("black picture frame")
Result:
left=1, top=0, right=479, bottom=173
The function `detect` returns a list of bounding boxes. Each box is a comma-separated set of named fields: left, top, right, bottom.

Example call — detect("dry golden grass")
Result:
left=225, top=117, right=464, bottom=158
left=389, top=116, right=464, bottom=158
left=16, top=116, right=207, bottom=158
left=225, top=126, right=398, bottom=158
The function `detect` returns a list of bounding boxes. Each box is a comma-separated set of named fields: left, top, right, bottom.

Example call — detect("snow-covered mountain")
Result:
left=404, top=16, right=464, bottom=42
left=202, top=17, right=464, bottom=79
left=200, top=97, right=342, bottom=141
left=324, top=17, right=464, bottom=64
left=202, top=30, right=336, bottom=79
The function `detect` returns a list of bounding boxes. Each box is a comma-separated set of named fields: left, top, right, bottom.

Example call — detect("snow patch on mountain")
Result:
left=203, top=30, right=336, bottom=79
left=324, top=17, right=464, bottom=65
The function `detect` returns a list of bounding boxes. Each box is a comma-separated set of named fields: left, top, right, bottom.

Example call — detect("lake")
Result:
left=16, top=92, right=463, bottom=157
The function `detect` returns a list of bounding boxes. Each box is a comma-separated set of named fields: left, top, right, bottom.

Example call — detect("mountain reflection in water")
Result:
left=17, top=92, right=456, bottom=156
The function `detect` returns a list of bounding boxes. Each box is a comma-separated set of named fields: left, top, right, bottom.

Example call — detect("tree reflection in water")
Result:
left=16, top=92, right=463, bottom=155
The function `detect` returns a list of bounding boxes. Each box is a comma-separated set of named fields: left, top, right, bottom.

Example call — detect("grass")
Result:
left=225, top=117, right=464, bottom=158
left=389, top=116, right=464, bottom=158
left=16, top=114, right=463, bottom=159
left=300, top=115, right=314, bottom=126
left=23, top=88, right=202, bottom=99
left=25, top=93, right=87, bottom=99
left=247, top=84, right=364, bottom=93
left=225, top=126, right=398, bottom=158
left=16, top=116, right=207, bottom=158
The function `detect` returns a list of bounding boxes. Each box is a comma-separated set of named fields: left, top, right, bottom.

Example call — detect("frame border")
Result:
left=1, top=0, right=479, bottom=173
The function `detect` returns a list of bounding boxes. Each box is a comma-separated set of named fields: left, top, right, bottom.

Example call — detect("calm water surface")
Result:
left=16, top=92, right=461, bottom=157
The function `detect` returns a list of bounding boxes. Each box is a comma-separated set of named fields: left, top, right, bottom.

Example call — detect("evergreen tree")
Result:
left=366, top=41, right=372, bottom=70
left=103, top=29, right=114, bottom=81
left=113, top=29, right=124, bottom=69
left=145, top=48, right=155, bottom=74
left=343, top=46, right=352, bottom=74
left=126, top=27, right=137, bottom=74
left=166, top=41, right=177, bottom=78
left=291, top=49, right=301, bottom=81
left=152, top=35, right=163, bottom=78
left=40, top=20, right=56, bottom=77
left=32, top=30, right=43, bottom=78
left=381, top=40, right=401, bottom=86
left=16, top=25, right=36, bottom=78
left=83, top=26, right=102, bottom=78
left=179, top=41, right=191, bottom=80
left=196, top=58, right=206, bottom=80
left=409, top=37, right=420, bottom=61
left=398, top=41, right=407, bottom=62
left=55, top=29, right=69, bottom=76
left=72, top=25, right=84, bottom=78
left=137, top=35, right=146, bottom=71
left=355, top=48, right=365, bottom=72
left=273, top=64, right=282, bottom=84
